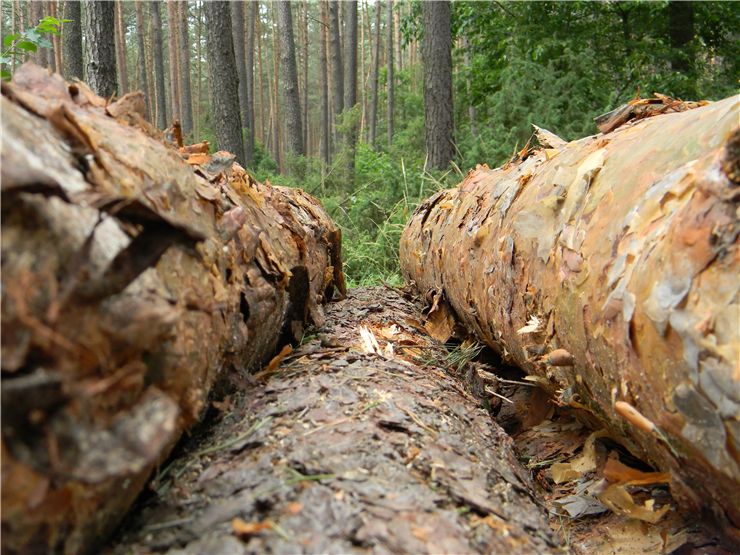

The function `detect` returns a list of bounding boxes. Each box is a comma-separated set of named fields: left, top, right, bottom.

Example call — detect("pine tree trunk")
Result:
left=276, top=0, right=304, bottom=160
left=195, top=0, right=203, bottom=139
left=421, top=0, right=453, bottom=170
left=62, top=0, right=83, bottom=80
left=178, top=1, right=193, bottom=137
left=400, top=97, right=740, bottom=541
left=167, top=0, right=181, bottom=124
left=343, top=1, right=358, bottom=183
left=270, top=4, right=282, bottom=171
left=302, top=0, right=309, bottom=156
left=114, top=0, right=129, bottom=94
left=204, top=1, right=244, bottom=165
left=245, top=0, right=257, bottom=164
left=319, top=0, right=330, bottom=166
left=368, top=2, right=381, bottom=148
left=386, top=0, right=394, bottom=146
left=151, top=1, right=168, bottom=129
left=50, top=0, right=62, bottom=72
left=328, top=0, right=344, bottom=142
left=231, top=0, right=248, bottom=163
left=135, top=1, right=151, bottom=121
left=84, top=0, right=117, bottom=97
left=256, top=8, right=266, bottom=146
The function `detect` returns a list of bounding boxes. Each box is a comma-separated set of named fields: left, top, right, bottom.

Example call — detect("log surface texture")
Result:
left=106, top=287, right=558, bottom=555
left=1, top=64, right=344, bottom=555
left=400, top=96, right=740, bottom=537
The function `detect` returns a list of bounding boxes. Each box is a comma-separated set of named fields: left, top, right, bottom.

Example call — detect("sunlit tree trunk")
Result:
left=244, top=0, right=256, bottom=164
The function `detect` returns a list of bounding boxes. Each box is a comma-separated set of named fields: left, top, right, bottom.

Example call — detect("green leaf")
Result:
left=1, top=69, right=11, bottom=81
left=16, top=41, right=38, bottom=53
left=3, top=34, right=20, bottom=48
left=0, top=55, right=11, bottom=64
left=40, top=16, right=61, bottom=26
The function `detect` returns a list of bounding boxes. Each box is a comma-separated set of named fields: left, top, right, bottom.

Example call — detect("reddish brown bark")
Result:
left=1, top=64, right=345, bottom=555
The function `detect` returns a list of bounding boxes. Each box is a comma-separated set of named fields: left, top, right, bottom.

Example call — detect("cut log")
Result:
left=106, top=287, right=559, bottom=555
left=400, top=96, right=740, bottom=539
left=0, top=63, right=345, bottom=555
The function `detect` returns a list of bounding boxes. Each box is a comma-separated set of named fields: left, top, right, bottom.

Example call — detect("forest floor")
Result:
left=106, top=288, right=723, bottom=555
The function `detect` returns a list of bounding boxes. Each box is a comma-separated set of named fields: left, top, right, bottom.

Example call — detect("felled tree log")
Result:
left=107, top=287, right=558, bottom=555
left=400, top=96, right=739, bottom=538
left=1, top=64, right=345, bottom=555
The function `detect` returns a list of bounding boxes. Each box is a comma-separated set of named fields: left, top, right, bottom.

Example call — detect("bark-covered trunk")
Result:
left=328, top=0, right=343, bottom=138
left=245, top=0, right=257, bottom=165
left=276, top=0, right=304, bottom=159
left=368, top=2, right=381, bottom=148
left=84, top=0, right=117, bottom=98
left=114, top=0, right=129, bottom=95
left=178, top=0, right=193, bottom=138
left=106, top=287, right=558, bottom=555
left=166, top=0, right=181, bottom=124
left=135, top=1, right=150, bottom=121
left=421, top=0, right=453, bottom=170
left=204, top=1, right=244, bottom=166
left=343, top=1, right=358, bottom=183
left=463, top=36, right=477, bottom=138
left=386, top=0, right=394, bottom=146
left=151, top=1, right=168, bottom=129
left=62, top=0, right=83, bottom=80
left=231, top=0, right=248, bottom=161
left=1, top=63, right=345, bottom=555
left=319, top=0, right=330, bottom=166
left=400, top=97, right=740, bottom=540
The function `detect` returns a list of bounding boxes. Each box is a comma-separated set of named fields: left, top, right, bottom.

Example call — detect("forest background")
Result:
left=2, top=0, right=738, bottom=286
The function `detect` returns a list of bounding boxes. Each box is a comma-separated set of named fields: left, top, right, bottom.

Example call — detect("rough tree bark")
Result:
left=178, top=0, right=193, bottom=137
left=1, top=64, right=345, bottom=555
left=343, top=0, right=358, bottom=182
left=319, top=0, right=330, bottom=166
left=166, top=0, right=181, bottom=124
left=150, top=1, right=168, bottom=129
left=114, top=0, right=129, bottom=94
left=135, top=1, right=151, bottom=121
left=106, top=288, right=558, bottom=555
left=28, top=1, right=45, bottom=66
left=62, top=0, right=83, bottom=80
left=245, top=0, right=257, bottom=164
left=204, top=0, right=244, bottom=166
left=276, top=0, right=304, bottom=159
left=400, top=97, right=740, bottom=540
left=328, top=0, right=343, bottom=139
left=368, top=1, right=381, bottom=148
left=421, top=0, right=454, bottom=170
left=84, top=0, right=117, bottom=97
left=231, top=0, right=248, bottom=162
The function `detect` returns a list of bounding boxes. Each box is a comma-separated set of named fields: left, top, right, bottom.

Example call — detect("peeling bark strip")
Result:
left=0, top=64, right=344, bottom=555
left=107, top=288, right=558, bottom=555
left=400, top=97, right=740, bottom=539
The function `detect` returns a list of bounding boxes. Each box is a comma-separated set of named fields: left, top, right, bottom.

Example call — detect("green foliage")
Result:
left=1, top=16, right=67, bottom=81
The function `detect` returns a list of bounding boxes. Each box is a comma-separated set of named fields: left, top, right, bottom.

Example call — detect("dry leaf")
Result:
left=231, top=517, right=273, bottom=537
